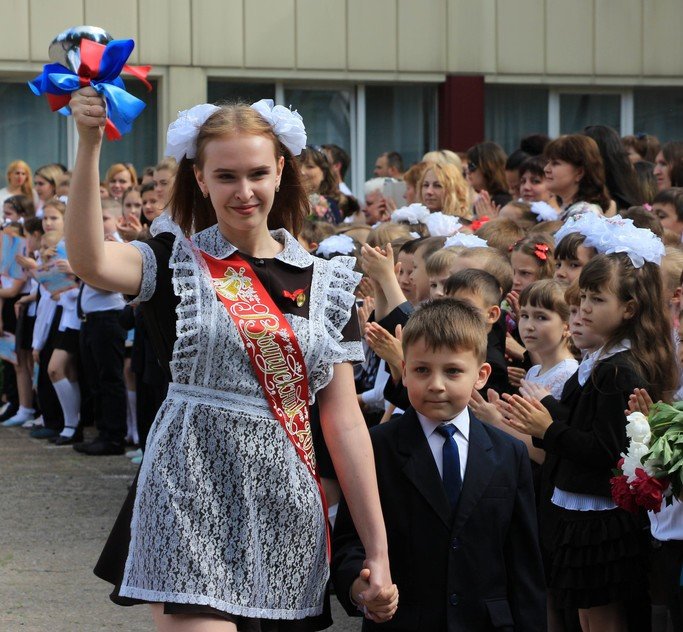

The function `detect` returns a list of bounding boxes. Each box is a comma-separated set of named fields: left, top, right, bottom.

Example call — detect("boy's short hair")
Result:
left=101, top=197, right=123, bottom=218
left=402, top=298, right=488, bottom=363
left=398, top=237, right=424, bottom=255
left=661, top=246, right=683, bottom=294
left=415, top=236, right=446, bottom=260
left=621, top=206, right=664, bottom=237
left=426, top=248, right=459, bottom=277
left=300, top=218, right=335, bottom=246
left=564, top=280, right=581, bottom=307
left=653, top=187, right=683, bottom=221
left=365, top=222, right=412, bottom=248
left=443, top=269, right=502, bottom=307
left=454, top=247, right=514, bottom=295
left=475, top=218, right=526, bottom=254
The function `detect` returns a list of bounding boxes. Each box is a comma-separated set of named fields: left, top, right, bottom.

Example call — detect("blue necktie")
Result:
left=436, top=423, right=462, bottom=510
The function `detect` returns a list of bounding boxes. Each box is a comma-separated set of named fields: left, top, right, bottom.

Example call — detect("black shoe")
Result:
left=0, top=403, right=19, bottom=422
left=30, top=427, right=59, bottom=440
left=54, top=432, right=83, bottom=446
left=75, top=439, right=125, bottom=456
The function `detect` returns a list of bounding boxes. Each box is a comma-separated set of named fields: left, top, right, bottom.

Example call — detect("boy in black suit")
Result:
left=333, top=298, right=546, bottom=631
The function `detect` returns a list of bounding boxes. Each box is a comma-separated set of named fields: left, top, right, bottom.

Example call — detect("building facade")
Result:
left=1, top=0, right=682, bottom=188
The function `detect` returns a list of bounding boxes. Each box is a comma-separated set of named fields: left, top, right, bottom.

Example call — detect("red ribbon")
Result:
left=200, top=250, right=330, bottom=558
left=45, top=39, right=151, bottom=141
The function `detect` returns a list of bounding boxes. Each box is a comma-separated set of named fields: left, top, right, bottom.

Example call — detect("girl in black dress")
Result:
left=502, top=251, right=677, bottom=631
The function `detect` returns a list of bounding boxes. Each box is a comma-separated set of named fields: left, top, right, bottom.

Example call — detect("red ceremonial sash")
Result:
left=200, top=249, right=330, bottom=557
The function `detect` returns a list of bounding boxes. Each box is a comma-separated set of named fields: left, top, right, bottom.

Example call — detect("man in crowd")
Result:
left=373, top=151, right=404, bottom=179
left=322, top=144, right=353, bottom=197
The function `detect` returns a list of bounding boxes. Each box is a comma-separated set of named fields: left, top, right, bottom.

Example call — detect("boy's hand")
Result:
left=361, top=243, right=395, bottom=285
left=352, top=567, right=398, bottom=623
left=469, top=389, right=503, bottom=425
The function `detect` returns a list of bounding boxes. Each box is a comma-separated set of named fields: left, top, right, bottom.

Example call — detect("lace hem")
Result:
left=128, top=240, right=157, bottom=303
left=308, top=255, right=364, bottom=398
left=116, top=585, right=324, bottom=620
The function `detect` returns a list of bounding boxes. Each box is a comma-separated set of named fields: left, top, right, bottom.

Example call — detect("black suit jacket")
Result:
left=332, top=408, right=546, bottom=632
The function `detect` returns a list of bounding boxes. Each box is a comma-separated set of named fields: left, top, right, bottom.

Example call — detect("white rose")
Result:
left=625, top=411, right=651, bottom=444
left=622, top=441, right=650, bottom=482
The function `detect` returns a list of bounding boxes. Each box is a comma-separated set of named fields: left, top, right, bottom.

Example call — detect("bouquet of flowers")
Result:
left=610, top=402, right=683, bottom=513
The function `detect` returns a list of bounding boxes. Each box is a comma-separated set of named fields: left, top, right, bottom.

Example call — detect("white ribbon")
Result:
left=165, top=99, right=307, bottom=162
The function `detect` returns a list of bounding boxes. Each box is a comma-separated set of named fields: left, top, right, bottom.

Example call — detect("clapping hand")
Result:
left=625, top=387, right=654, bottom=417
left=116, top=215, right=143, bottom=242
left=365, top=322, right=403, bottom=380
left=519, top=379, right=551, bottom=401
left=499, top=393, right=553, bottom=438
left=361, top=243, right=395, bottom=285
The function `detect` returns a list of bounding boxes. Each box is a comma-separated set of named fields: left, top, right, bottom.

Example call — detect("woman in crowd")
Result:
left=544, top=134, right=611, bottom=219
left=0, top=160, right=36, bottom=207
left=654, top=141, right=683, bottom=191
left=33, top=164, right=64, bottom=217
left=417, top=161, right=470, bottom=217
left=106, top=163, right=138, bottom=201
left=466, top=141, right=513, bottom=210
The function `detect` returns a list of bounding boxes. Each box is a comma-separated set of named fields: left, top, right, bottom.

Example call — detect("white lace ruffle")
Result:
left=128, top=240, right=157, bottom=303
left=120, top=224, right=361, bottom=618
left=307, top=255, right=364, bottom=399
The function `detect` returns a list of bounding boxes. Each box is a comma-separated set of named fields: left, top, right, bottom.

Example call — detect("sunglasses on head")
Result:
left=466, top=162, right=478, bottom=173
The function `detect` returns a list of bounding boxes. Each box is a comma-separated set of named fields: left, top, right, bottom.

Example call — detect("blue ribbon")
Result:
left=28, top=39, right=146, bottom=137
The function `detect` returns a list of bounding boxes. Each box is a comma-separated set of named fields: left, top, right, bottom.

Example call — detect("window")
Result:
left=99, top=79, right=159, bottom=179
left=559, top=93, right=621, bottom=135
left=485, top=85, right=548, bottom=153
left=0, top=82, right=68, bottom=182
left=207, top=81, right=275, bottom=105
left=284, top=88, right=352, bottom=154
left=365, top=84, right=437, bottom=179
left=634, top=88, right=683, bottom=144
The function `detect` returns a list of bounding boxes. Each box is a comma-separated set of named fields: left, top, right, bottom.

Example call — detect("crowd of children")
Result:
left=3, top=128, right=683, bottom=631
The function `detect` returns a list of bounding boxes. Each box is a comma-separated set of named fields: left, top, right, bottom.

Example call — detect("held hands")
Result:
left=351, top=564, right=398, bottom=623
left=69, top=86, right=107, bottom=143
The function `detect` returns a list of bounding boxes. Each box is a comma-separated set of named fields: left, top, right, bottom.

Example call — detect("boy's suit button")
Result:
left=451, top=538, right=460, bottom=550
left=449, top=593, right=459, bottom=606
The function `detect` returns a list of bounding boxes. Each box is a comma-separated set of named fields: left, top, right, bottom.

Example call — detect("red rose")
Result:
left=631, top=468, right=668, bottom=513
left=617, top=457, right=625, bottom=470
left=610, top=473, right=638, bottom=513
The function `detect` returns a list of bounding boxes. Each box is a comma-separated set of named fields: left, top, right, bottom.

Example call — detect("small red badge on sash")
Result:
left=200, top=250, right=330, bottom=557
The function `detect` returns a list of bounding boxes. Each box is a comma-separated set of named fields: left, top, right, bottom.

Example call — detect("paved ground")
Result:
left=0, top=425, right=361, bottom=631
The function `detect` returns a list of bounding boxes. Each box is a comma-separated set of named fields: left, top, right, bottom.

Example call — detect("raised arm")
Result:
left=66, top=86, right=143, bottom=296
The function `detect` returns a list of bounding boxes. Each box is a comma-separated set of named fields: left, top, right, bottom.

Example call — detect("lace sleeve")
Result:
left=128, top=240, right=157, bottom=303
left=308, top=255, right=364, bottom=398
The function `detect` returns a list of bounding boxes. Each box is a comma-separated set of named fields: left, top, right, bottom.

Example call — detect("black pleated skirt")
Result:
left=550, top=506, right=649, bottom=609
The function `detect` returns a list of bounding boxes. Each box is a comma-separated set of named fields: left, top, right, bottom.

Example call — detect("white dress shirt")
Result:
left=417, top=408, right=470, bottom=481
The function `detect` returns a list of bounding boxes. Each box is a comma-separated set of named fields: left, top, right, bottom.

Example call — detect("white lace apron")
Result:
left=119, top=216, right=363, bottom=619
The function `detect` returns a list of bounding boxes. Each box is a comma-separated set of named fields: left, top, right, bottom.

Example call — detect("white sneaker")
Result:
left=126, top=448, right=143, bottom=459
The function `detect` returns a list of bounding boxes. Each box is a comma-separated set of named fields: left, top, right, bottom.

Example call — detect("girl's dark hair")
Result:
left=169, top=103, right=308, bottom=236
left=622, top=134, right=660, bottom=163
left=555, top=232, right=596, bottom=261
left=544, top=134, right=611, bottom=211
left=466, top=142, right=509, bottom=195
left=518, top=155, right=547, bottom=179
left=4, top=194, right=35, bottom=218
left=662, top=141, right=683, bottom=187
left=298, top=146, right=339, bottom=198
left=579, top=253, right=677, bottom=401
left=140, top=181, right=155, bottom=195
left=582, top=125, right=643, bottom=210
left=633, top=160, right=658, bottom=204
left=23, top=217, right=44, bottom=234
left=505, top=149, right=530, bottom=172
left=520, top=134, right=551, bottom=156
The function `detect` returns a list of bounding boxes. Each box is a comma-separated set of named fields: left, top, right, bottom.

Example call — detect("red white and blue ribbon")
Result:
left=28, top=38, right=152, bottom=140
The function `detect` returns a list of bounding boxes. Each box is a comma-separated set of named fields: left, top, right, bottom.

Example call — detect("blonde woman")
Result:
left=0, top=160, right=36, bottom=207
left=417, top=161, right=471, bottom=218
